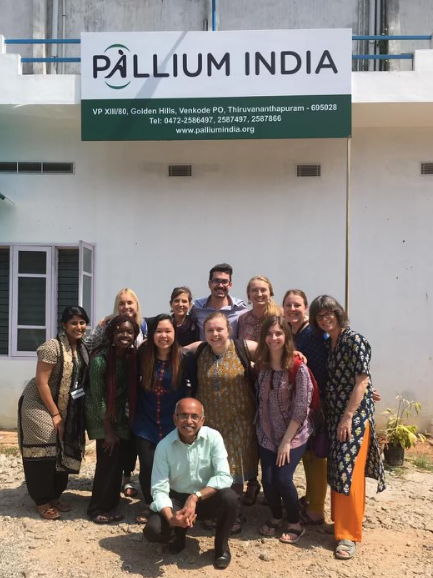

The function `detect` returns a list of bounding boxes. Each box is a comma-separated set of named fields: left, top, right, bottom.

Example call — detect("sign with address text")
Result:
left=81, top=29, right=352, bottom=141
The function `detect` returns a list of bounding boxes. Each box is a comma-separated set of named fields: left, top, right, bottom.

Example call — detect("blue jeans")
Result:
left=259, top=442, right=307, bottom=523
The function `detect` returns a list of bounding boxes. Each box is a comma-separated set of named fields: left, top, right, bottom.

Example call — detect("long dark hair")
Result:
left=255, top=315, right=295, bottom=371
left=61, top=305, right=90, bottom=324
left=140, top=314, right=182, bottom=390
left=105, top=315, right=139, bottom=425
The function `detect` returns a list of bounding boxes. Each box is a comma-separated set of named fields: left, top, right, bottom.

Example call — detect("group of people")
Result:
left=17, top=262, right=386, bottom=569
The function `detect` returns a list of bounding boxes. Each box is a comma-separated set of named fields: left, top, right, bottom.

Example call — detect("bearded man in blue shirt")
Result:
left=191, top=263, right=247, bottom=339
left=144, top=398, right=238, bottom=569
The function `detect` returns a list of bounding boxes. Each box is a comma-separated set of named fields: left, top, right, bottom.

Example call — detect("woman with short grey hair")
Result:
left=309, top=295, right=385, bottom=560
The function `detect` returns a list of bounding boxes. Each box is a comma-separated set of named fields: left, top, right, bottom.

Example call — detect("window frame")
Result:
left=1, top=242, right=95, bottom=358
left=11, top=245, right=53, bottom=357
left=79, top=241, right=95, bottom=331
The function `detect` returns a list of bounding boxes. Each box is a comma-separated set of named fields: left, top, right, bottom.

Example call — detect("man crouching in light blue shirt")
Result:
left=144, top=398, right=237, bottom=569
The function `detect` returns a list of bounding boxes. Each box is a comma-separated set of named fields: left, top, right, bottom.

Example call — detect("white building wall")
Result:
left=349, top=126, right=433, bottom=421
left=1, top=108, right=433, bottom=427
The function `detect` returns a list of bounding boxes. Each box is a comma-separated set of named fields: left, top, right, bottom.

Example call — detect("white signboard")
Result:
left=81, top=29, right=352, bottom=141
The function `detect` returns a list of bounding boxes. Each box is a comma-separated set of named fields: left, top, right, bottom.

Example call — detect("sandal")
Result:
left=91, top=513, right=115, bottom=524
left=230, top=515, right=244, bottom=535
left=299, top=510, right=325, bottom=526
left=136, top=505, right=152, bottom=524
left=279, top=527, right=305, bottom=544
left=50, top=500, right=71, bottom=512
left=335, top=539, right=356, bottom=560
left=259, top=519, right=282, bottom=537
left=242, top=481, right=261, bottom=506
left=91, top=511, right=124, bottom=524
left=122, top=482, right=138, bottom=498
left=36, top=503, right=60, bottom=520
left=109, top=510, right=124, bottom=522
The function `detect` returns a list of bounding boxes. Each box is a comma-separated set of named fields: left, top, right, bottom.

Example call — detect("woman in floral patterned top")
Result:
left=309, top=295, right=385, bottom=560
left=255, top=316, right=314, bottom=545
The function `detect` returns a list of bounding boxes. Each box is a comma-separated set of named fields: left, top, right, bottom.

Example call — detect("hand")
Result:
left=169, top=507, right=196, bottom=529
left=372, top=389, right=381, bottom=403
left=52, top=414, right=64, bottom=440
left=98, top=315, right=112, bottom=327
left=102, top=431, right=120, bottom=456
left=182, top=495, right=198, bottom=526
left=293, top=350, right=307, bottom=364
left=276, top=441, right=291, bottom=467
left=338, top=415, right=353, bottom=442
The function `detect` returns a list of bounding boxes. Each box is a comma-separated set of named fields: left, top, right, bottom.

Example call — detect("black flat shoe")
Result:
left=214, top=549, right=231, bottom=569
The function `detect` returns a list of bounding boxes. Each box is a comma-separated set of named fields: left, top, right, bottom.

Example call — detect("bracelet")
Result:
left=51, top=413, right=60, bottom=418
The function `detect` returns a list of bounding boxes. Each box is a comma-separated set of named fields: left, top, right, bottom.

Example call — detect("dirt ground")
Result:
left=0, top=431, right=432, bottom=578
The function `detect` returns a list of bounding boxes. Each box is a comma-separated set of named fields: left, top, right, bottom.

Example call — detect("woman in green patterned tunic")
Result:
left=309, top=295, right=385, bottom=560
left=191, top=312, right=258, bottom=532
left=86, top=315, right=139, bottom=523
left=18, top=306, right=89, bottom=520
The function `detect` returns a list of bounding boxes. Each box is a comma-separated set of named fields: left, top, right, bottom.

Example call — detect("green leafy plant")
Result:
left=384, top=395, right=426, bottom=449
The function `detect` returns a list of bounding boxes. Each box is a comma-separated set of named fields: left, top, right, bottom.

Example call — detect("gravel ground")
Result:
left=0, top=434, right=433, bottom=578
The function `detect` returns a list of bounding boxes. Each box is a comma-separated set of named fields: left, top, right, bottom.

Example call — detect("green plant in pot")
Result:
left=383, top=395, right=425, bottom=466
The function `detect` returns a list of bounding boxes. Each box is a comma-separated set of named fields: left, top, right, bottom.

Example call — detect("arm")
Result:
left=276, top=419, right=301, bottom=467
left=277, top=364, right=312, bottom=466
left=35, top=360, right=63, bottom=438
left=89, top=355, right=119, bottom=450
left=245, top=340, right=258, bottom=358
left=206, top=431, right=233, bottom=489
left=339, top=334, right=372, bottom=442
left=151, top=443, right=174, bottom=513
left=293, top=350, right=307, bottom=364
left=98, top=315, right=113, bottom=327
left=338, top=374, right=369, bottom=442
left=83, top=323, right=106, bottom=351
left=175, top=486, right=218, bottom=527
left=179, top=431, right=232, bottom=526
left=101, top=416, right=120, bottom=456
left=150, top=444, right=195, bottom=528
left=183, top=340, right=203, bottom=353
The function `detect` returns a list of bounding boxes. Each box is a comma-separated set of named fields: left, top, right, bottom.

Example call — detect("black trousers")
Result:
left=144, top=488, right=238, bottom=556
left=87, top=438, right=128, bottom=517
left=23, top=459, right=69, bottom=506
left=122, top=432, right=138, bottom=478
left=136, top=436, right=156, bottom=504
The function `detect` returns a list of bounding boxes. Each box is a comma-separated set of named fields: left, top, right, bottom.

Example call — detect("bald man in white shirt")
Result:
left=144, top=398, right=238, bottom=569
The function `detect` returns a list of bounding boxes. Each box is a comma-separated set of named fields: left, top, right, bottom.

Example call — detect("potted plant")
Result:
left=383, top=395, right=425, bottom=466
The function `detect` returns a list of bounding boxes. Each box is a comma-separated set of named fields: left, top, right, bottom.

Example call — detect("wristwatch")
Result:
left=194, top=491, right=203, bottom=501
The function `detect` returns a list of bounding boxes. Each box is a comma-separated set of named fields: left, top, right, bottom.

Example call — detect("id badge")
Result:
left=71, top=387, right=85, bottom=400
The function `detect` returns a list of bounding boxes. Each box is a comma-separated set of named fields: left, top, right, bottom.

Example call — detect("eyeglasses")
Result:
left=176, top=413, right=203, bottom=422
left=210, top=278, right=230, bottom=286
left=315, top=311, right=336, bottom=322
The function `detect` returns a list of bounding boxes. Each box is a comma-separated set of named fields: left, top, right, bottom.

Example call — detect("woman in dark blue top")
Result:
left=282, top=289, right=328, bottom=525
left=133, top=314, right=195, bottom=523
